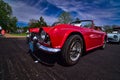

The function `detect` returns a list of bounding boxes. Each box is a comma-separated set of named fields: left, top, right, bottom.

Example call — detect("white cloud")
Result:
left=47, top=0, right=120, bottom=25
left=5, top=0, right=57, bottom=25
left=4, top=0, right=120, bottom=25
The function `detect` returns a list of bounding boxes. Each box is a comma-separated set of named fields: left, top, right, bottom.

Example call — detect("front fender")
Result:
left=49, top=28, right=83, bottom=49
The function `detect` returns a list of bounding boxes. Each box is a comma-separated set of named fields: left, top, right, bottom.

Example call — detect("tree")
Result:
left=0, top=0, right=17, bottom=32
left=29, top=16, right=47, bottom=28
left=72, top=18, right=81, bottom=23
left=0, top=0, right=12, bottom=29
left=75, top=18, right=80, bottom=22
left=104, top=25, right=113, bottom=33
left=58, top=11, right=72, bottom=24
left=9, top=17, right=18, bottom=32
left=29, top=19, right=39, bottom=27
left=39, top=16, right=47, bottom=27
left=112, top=24, right=119, bottom=28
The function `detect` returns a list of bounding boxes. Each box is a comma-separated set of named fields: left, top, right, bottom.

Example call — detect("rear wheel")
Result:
left=61, top=35, right=83, bottom=66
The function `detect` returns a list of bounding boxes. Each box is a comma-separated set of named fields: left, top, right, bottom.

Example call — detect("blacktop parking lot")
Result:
left=0, top=37, right=120, bottom=80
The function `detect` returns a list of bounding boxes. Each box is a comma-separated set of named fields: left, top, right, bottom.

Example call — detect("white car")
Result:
left=107, top=31, right=120, bottom=43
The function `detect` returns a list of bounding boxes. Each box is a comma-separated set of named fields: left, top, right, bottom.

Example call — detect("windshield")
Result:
left=71, top=20, right=92, bottom=28
left=51, top=22, right=61, bottom=26
left=51, top=20, right=93, bottom=28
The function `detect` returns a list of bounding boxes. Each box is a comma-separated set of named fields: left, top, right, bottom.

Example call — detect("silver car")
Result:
left=107, top=31, right=120, bottom=43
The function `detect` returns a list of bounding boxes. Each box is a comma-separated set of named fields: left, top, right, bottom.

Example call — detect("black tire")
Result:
left=61, top=35, right=83, bottom=66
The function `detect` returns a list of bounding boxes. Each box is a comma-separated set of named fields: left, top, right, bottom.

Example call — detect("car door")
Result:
left=80, top=20, right=102, bottom=50
left=91, top=29, right=103, bottom=46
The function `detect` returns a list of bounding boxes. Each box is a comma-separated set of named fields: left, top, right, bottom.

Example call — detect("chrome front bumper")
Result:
left=36, top=43, right=61, bottom=53
left=29, top=36, right=61, bottom=53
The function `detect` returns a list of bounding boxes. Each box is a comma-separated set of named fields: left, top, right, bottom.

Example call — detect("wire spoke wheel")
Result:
left=69, top=40, right=81, bottom=61
left=61, top=35, right=83, bottom=66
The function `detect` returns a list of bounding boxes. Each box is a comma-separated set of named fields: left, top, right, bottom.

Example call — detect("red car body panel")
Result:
left=51, top=25, right=104, bottom=51
left=29, top=22, right=106, bottom=52
left=29, top=28, right=40, bottom=33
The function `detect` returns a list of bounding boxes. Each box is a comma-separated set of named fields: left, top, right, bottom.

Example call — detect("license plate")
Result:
left=29, top=42, right=34, bottom=52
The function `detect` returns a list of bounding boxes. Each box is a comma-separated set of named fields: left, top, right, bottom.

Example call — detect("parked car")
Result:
left=27, top=20, right=107, bottom=66
left=107, top=30, right=120, bottom=43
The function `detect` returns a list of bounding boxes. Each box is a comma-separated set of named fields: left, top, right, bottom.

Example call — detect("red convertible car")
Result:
left=27, top=20, right=107, bottom=65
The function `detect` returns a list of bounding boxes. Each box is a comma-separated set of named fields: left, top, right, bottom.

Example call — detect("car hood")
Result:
left=107, top=33, right=118, bottom=38
left=42, top=24, right=85, bottom=33
left=42, top=24, right=66, bottom=33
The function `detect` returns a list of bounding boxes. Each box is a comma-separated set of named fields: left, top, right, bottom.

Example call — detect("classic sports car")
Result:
left=27, top=20, right=107, bottom=65
left=107, top=30, right=120, bottom=43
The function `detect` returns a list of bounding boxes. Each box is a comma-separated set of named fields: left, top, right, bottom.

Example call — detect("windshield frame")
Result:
left=71, top=20, right=94, bottom=28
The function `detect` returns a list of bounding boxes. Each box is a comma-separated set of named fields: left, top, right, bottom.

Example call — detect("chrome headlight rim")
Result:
left=39, top=29, right=51, bottom=45
left=40, top=30, right=46, bottom=40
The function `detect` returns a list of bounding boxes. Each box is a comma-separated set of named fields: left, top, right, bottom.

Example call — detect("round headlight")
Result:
left=40, top=30, right=46, bottom=40
left=113, top=35, right=118, bottom=38
left=38, top=29, right=51, bottom=45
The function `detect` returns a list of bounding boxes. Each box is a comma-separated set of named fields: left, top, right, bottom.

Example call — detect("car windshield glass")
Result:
left=51, top=22, right=61, bottom=26
left=71, top=21, right=92, bottom=28
left=71, top=23, right=81, bottom=27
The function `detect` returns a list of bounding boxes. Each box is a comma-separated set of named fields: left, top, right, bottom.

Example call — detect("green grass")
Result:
left=10, top=33, right=27, bottom=36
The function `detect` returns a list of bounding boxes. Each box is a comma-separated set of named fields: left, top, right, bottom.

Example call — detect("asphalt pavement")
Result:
left=0, top=37, right=120, bottom=80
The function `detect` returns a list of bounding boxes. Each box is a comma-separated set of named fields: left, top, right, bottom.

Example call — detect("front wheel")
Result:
left=61, top=35, right=83, bottom=66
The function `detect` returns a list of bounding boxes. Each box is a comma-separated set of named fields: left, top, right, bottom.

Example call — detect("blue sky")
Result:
left=4, top=0, right=120, bottom=26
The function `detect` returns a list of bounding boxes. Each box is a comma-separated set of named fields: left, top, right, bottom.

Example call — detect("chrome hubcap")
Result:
left=69, top=41, right=81, bottom=61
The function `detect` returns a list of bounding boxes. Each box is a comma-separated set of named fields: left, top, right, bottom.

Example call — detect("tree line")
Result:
left=28, top=12, right=72, bottom=28
left=28, top=12, right=120, bottom=33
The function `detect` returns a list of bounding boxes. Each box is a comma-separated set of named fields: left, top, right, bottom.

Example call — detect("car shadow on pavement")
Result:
left=28, top=48, right=103, bottom=67
left=28, top=50, right=60, bottom=67
left=28, top=46, right=106, bottom=67
left=107, top=42, right=120, bottom=45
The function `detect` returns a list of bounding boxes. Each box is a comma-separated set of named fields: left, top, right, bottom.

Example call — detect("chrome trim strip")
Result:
left=37, top=43, right=61, bottom=53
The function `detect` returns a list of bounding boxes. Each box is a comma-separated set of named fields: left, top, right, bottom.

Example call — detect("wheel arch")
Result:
left=104, top=34, right=107, bottom=42
left=62, top=32, right=86, bottom=52
left=105, top=34, right=107, bottom=40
